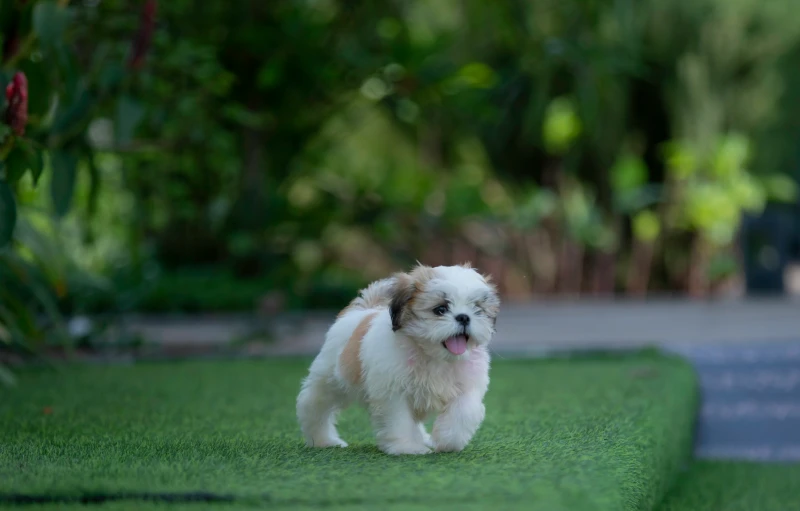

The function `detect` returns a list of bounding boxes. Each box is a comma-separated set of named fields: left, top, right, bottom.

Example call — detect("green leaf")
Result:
left=83, top=148, right=100, bottom=217
left=543, top=97, right=582, bottom=155
left=614, top=184, right=663, bottom=213
left=98, top=63, right=124, bottom=94
left=221, top=103, right=264, bottom=129
left=50, top=87, right=93, bottom=136
left=12, top=215, right=66, bottom=285
left=22, top=268, right=69, bottom=344
left=50, top=149, right=78, bottom=217
left=32, top=1, right=70, bottom=47
left=57, top=45, right=82, bottom=98
left=611, top=154, right=648, bottom=193
left=377, top=17, right=402, bottom=39
left=662, top=141, right=698, bottom=179
left=19, top=59, right=53, bottom=118
left=115, top=96, right=145, bottom=146
left=712, top=134, right=750, bottom=179
left=632, top=210, right=661, bottom=243
left=456, top=62, right=498, bottom=89
left=4, top=143, right=44, bottom=186
left=4, top=146, right=27, bottom=184
left=729, top=173, right=765, bottom=213
left=0, top=180, right=16, bottom=248
left=0, top=288, right=39, bottom=338
left=514, top=188, right=558, bottom=228
left=30, top=148, right=45, bottom=186
left=257, top=62, right=283, bottom=90
left=762, top=174, right=798, bottom=203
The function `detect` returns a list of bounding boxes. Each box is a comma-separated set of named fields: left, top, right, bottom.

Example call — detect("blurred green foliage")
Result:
left=2, top=0, right=800, bottom=361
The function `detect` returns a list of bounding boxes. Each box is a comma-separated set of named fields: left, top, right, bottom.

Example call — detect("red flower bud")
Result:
left=5, top=72, right=28, bottom=137
left=128, top=0, right=157, bottom=70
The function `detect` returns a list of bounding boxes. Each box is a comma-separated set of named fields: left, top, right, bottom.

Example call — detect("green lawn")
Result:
left=657, top=461, right=800, bottom=511
left=1, top=352, right=699, bottom=510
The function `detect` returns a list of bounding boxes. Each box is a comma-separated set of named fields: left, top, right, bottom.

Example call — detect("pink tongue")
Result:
left=444, top=335, right=468, bottom=355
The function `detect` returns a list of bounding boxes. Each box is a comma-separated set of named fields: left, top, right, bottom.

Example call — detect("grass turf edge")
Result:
left=1, top=349, right=700, bottom=510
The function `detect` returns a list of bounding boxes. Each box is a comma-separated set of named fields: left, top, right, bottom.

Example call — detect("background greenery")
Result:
left=2, top=0, right=800, bottom=355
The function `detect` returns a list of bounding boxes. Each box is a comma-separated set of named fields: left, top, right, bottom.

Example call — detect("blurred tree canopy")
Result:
left=2, top=0, right=800, bottom=351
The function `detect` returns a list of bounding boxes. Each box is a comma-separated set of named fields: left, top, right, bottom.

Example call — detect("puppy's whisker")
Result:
left=489, top=348, right=507, bottom=360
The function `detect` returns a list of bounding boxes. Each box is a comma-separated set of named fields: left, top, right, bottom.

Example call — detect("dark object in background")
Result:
left=740, top=203, right=799, bottom=295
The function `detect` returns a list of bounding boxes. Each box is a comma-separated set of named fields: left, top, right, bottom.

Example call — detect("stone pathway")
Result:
left=670, top=341, right=800, bottom=462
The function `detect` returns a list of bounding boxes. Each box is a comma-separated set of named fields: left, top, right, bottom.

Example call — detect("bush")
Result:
left=2, top=0, right=800, bottom=374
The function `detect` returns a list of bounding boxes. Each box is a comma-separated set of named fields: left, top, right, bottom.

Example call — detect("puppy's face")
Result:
left=389, top=264, right=500, bottom=361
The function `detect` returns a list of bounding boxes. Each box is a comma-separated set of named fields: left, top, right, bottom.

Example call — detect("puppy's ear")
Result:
left=484, top=290, right=501, bottom=327
left=389, top=272, right=415, bottom=332
left=480, top=274, right=501, bottom=327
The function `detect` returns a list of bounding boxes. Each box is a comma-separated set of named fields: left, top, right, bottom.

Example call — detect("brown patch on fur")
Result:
left=340, top=312, right=378, bottom=385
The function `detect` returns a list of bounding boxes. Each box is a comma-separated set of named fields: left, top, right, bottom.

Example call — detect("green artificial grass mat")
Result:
left=657, top=461, right=800, bottom=511
left=0, top=352, right=699, bottom=510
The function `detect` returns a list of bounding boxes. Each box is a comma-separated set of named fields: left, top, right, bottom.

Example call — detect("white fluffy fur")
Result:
left=296, top=264, right=500, bottom=455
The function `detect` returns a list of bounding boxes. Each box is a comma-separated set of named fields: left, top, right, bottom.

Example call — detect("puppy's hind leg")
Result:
left=296, top=375, right=349, bottom=448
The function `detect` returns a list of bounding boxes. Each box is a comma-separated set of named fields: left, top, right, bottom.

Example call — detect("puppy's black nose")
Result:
left=455, top=314, right=470, bottom=326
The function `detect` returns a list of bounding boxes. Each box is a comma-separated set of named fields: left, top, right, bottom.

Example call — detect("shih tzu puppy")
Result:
left=296, top=263, right=500, bottom=455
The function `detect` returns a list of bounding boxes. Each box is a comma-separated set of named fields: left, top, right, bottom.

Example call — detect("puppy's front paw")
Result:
left=432, top=422, right=475, bottom=452
left=308, top=438, right=348, bottom=448
left=434, top=439, right=467, bottom=453
left=381, top=441, right=432, bottom=456
left=432, top=397, right=484, bottom=453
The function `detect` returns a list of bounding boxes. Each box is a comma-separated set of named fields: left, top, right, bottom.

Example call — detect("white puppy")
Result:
left=296, top=263, right=500, bottom=455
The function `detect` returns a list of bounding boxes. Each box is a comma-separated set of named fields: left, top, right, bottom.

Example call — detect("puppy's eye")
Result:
left=432, top=305, right=448, bottom=316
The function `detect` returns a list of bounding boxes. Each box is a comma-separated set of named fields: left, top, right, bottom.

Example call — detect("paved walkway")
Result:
left=669, top=341, right=800, bottom=462
left=120, top=298, right=800, bottom=355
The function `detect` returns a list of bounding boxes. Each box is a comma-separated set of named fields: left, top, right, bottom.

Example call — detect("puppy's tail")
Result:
left=349, top=277, right=394, bottom=311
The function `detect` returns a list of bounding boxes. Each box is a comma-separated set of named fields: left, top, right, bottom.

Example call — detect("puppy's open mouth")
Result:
left=442, top=334, right=469, bottom=355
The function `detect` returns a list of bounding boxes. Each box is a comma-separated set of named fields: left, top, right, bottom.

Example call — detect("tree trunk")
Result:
left=626, top=239, right=654, bottom=296
left=557, top=237, right=584, bottom=296
left=590, top=251, right=616, bottom=296
left=687, top=234, right=711, bottom=298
